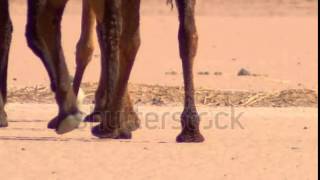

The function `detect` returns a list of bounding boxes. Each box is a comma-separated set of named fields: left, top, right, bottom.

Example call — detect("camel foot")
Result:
left=56, top=113, right=82, bottom=134
left=48, top=113, right=82, bottom=134
left=176, top=130, right=205, bottom=143
left=91, top=124, right=132, bottom=139
left=0, top=111, right=8, bottom=128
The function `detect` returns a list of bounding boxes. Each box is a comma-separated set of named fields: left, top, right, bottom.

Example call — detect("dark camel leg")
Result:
left=115, top=0, right=141, bottom=135
left=26, top=0, right=81, bottom=134
left=73, top=0, right=95, bottom=96
left=84, top=1, right=140, bottom=125
left=84, top=29, right=139, bottom=126
left=0, top=0, right=12, bottom=127
left=91, top=0, right=141, bottom=139
left=83, top=22, right=108, bottom=123
left=175, top=0, right=204, bottom=142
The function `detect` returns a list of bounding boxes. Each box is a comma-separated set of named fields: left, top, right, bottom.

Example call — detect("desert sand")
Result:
left=0, top=104, right=317, bottom=180
left=0, top=0, right=318, bottom=180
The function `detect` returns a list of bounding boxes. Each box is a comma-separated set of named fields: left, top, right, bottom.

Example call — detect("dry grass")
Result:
left=8, top=83, right=318, bottom=107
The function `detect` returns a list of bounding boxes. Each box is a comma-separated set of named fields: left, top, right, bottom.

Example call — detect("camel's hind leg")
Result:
left=91, top=0, right=141, bottom=139
left=73, top=0, right=95, bottom=96
left=26, top=0, right=81, bottom=134
left=175, top=0, right=204, bottom=142
left=0, top=0, right=13, bottom=127
left=73, top=0, right=110, bottom=121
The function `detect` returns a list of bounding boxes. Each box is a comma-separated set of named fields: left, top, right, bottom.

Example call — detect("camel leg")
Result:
left=175, top=0, right=204, bottom=142
left=91, top=0, right=141, bottom=139
left=83, top=23, right=107, bottom=123
left=26, top=0, right=81, bottom=134
left=80, top=0, right=106, bottom=123
left=115, top=0, right=141, bottom=135
left=0, top=0, right=12, bottom=127
left=84, top=0, right=140, bottom=127
left=73, top=0, right=95, bottom=96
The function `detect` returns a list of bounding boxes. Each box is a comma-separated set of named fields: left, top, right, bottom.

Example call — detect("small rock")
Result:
left=165, top=71, right=178, bottom=75
left=231, top=156, right=237, bottom=160
left=214, top=72, right=223, bottom=76
left=198, top=71, right=210, bottom=75
left=291, top=147, right=300, bottom=150
left=238, top=68, right=251, bottom=76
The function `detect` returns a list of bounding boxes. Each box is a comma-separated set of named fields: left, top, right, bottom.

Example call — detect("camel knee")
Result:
left=76, top=40, right=95, bottom=69
left=178, top=12, right=198, bottom=52
left=25, top=26, right=40, bottom=56
left=25, top=9, right=46, bottom=58
left=121, top=30, right=141, bottom=63
left=131, top=32, right=141, bottom=53
left=176, top=0, right=198, bottom=59
left=127, top=32, right=141, bottom=55
left=178, top=25, right=198, bottom=59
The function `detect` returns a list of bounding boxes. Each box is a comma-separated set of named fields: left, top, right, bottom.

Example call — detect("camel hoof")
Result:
left=84, top=112, right=102, bottom=122
left=176, top=131, right=205, bottom=143
left=0, top=112, right=8, bottom=128
left=56, top=113, right=82, bottom=135
left=91, top=125, right=132, bottom=139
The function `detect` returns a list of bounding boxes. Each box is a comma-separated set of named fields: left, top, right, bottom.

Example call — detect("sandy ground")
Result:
left=0, top=104, right=318, bottom=180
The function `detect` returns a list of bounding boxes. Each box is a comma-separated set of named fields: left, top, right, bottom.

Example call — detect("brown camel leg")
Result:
left=175, top=0, right=204, bottom=142
left=0, top=0, right=12, bottom=128
left=115, top=0, right=141, bottom=135
left=73, top=0, right=95, bottom=96
left=91, top=0, right=141, bottom=139
left=84, top=48, right=139, bottom=125
left=82, top=39, right=107, bottom=123
left=26, top=0, right=81, bottom=134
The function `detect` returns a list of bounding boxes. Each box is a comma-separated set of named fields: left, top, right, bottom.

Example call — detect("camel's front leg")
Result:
left=175, top=0, right=204, bottom=142
left=0, top=0, right=12, bottom=127
left=91, top=0, right=141, bottom=139
left=26, top=0, right=81, bottom=134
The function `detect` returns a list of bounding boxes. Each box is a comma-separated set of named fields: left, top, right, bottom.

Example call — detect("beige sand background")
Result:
left=0, top=0, right=318, bottom=180
left=0, top=104, right=318, bottom=180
